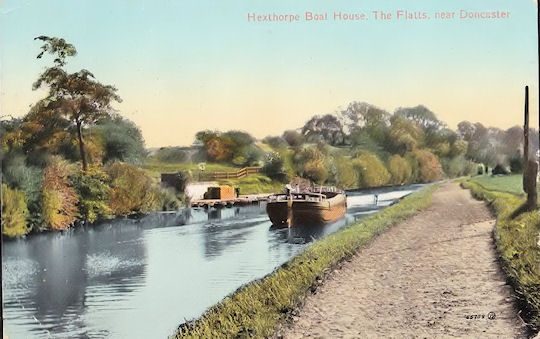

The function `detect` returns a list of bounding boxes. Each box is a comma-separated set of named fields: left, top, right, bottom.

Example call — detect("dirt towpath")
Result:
left=281, top=182, right=528, bottom=338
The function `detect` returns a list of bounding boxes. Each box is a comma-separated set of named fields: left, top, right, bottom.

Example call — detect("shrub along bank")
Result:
left=174, top=184, right=438, bottom=338
left=461, top=179, right=540, bottom=334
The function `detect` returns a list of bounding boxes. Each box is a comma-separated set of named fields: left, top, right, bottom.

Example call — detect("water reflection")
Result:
left=2, top=184, right=425, bottom=339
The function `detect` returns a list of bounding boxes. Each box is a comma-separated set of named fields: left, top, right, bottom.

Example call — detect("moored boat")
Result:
left=266, top=188, right=346, bottom=227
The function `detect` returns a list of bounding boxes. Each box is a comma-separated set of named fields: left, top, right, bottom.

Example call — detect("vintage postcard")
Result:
left=1, top=1, right=539, bottom=338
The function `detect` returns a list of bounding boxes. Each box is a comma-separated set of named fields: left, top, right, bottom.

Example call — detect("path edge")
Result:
left=461, top=179, right=540, bottom=338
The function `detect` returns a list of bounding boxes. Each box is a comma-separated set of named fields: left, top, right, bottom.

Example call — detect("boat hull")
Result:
left=266, top=194, right=346, bottom=227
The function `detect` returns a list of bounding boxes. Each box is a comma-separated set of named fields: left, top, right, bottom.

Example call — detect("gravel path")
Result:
left=280, top=182, right=528, bottom=338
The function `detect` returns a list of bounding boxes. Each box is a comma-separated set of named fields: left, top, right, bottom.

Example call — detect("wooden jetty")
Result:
left=190, top=194, right=269, bottom=208
left=190, top=185, right=270, bottom=208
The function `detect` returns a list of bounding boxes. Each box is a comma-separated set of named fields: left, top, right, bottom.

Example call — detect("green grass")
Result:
left=174, top=184, right=438, bottom=338
left=142, top=161, right=240, bottom=179
left=462, top=177, right=540, bottom=333
left=218, top=174, right=284, bottom=195
left=469, top=174, right=525, bottom=196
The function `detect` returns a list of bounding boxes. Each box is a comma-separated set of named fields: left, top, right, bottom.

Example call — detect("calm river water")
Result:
left=2, top=184, right=425, bottom=339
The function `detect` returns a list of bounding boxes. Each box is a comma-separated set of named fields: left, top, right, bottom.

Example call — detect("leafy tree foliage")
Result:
left=263, top=151, right=288, bottom=182
left=509, top=151, right=524, bottom=174
left=262, top=136, right=288, bottom=149
left=395, top=105, right=444, bottom=130
left=196, top=130, right=258, bottom=164
left=1, top=152, right=44, bottom=230
left=294, top=146, right=329, bottom=184
left=387, top=155, right=413, bottom=185
left=2, top=183, right=30, bottom=237
left=301, top=114, right=346, bottom=145
left=107, top=162, right=161, bottom=215
left=70, top=167, right=112, bottom=223
left=1, top=100, right=72, bottom=156
left=388, top=115, right=423, bottom=154
left=339, top=102, right=390, bottom=132
left=32, top=36, right=121, bottom=171
left=42, top=158, right=79, bottom=230
left=154, top=147, right=188, bottom=163
left=441, top=156, right=477, bottom=178
left=93, top=115, right=147, bottom=165
left=406, top=149, right=442, bottom=183
left=282, top=130, right=304, bottom=147
left=331, top=156, right=358, bottom=189
left=353, top=152, right=390, bottom=187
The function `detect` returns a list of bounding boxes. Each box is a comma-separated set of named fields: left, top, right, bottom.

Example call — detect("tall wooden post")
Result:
left=523, top=86, right=538, bottom=209
left=524, top=86, right=529, bottom=166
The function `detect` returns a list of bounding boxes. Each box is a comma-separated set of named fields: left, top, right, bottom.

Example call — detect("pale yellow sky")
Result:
left=1, top=0, right=538, bottom=147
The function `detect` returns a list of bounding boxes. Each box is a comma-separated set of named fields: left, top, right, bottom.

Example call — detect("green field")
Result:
left=469, top=174, right=525, bottom=195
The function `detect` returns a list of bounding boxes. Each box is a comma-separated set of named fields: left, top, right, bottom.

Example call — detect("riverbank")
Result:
left=462, top=177, right=540, bottom=334
left=174, top=184, right=438, bottom=338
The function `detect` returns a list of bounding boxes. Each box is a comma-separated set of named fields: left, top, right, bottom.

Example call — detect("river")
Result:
left=2, top=184, right=426, bottom=339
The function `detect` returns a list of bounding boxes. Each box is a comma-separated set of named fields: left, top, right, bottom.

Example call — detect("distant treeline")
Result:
left=184, top=102, right=533, bottom=189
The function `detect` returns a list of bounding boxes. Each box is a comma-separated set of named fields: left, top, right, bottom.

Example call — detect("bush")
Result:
left=492, top=164, right=510, bottom=175
left=294, top=147, right=328, bottom=184
left=245, top=147, right=264, bottom=166
left=94, top=116, right=147, bottom=165
left=159, top=187, right=183, bottom=211
left=2, top=152, right=44, bottom=230
left=1, top=183, right=30, bottom=237
left=509, top=152, right=524, bottom=174
left=406, top=149, right=442, bottom=183
left=232, top=156, right=247, bottom=166
left=442, top=155, right=477, bottom=178
left=387, top=155, right=412, bottom=185
left=161, top=171, right=190, bottom=193
left=107, top=162, right=161, bottom=215
left=262, top=136, right=288, bottom=149
left=282, top=130, right=304, bottom=147
left=353, top=152, right=390, bottom=188
left=303, top=161, right=328, bottom=184
left=155, top=147, right=188, bottom=163
left=332, top=157, right=358, bottom=189
left=263, top=152, right=288, bottom=182
left=42, top=159, right=79, bottom=230
left=70, top=167, right=112, bottom=223
left=205, top=137, right=235, bottom=162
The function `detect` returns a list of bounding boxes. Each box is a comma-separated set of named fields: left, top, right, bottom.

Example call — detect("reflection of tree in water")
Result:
left=85, top=222, right=147, bottom=282
left=202, top=218, right=261, bottom=259
left=269, top=216, right=351, bottom=245
left=26, top=221, right=148, bottom=337
left=135, top=208, right=193, bottom=228
left=27, top=232, right=90, bottom=335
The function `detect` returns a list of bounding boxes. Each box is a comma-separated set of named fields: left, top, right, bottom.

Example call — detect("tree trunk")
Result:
left=77, top=121, right=88, bottom=172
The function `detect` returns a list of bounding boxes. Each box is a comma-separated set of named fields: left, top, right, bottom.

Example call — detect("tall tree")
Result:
left=32, top=36, right=121, bottom=171
left=301, top=114, right=346, bottom=145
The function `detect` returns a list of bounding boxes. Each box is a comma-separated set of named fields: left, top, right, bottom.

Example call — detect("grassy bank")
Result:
left=142, top=161, right=239, bottom=179
left=462, top=177, right=540, bottom=333
left=218, top=174, right=284, bottom=195
left=174, top=184, right=438, bottom=338
left=468, top=174, right=525, bottom=196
